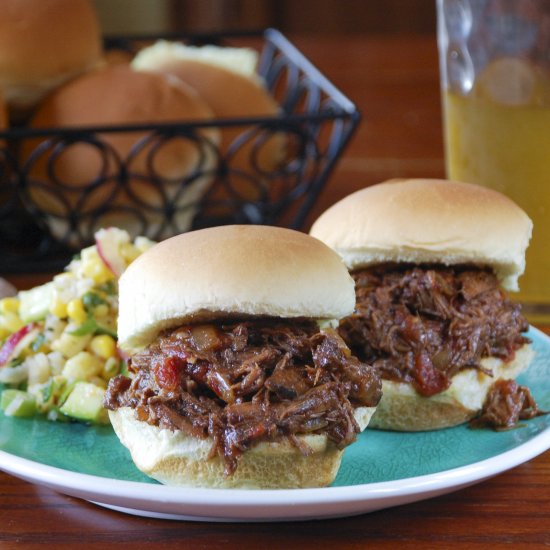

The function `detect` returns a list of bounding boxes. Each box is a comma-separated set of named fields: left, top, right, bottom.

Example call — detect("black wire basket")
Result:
left=0, top=29, right=360, bottom=273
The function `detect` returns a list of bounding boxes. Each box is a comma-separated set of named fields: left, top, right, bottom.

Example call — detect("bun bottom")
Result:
left=109, top=405, right=376, bottom=489
left=368, top=344, right=534, bottom=431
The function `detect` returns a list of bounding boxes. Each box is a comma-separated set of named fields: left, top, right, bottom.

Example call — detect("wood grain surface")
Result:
left=1, top=34, right=549, bottom=548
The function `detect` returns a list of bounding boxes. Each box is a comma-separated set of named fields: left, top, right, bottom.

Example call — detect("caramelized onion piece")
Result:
left=191, top=324, right=222, bottom=351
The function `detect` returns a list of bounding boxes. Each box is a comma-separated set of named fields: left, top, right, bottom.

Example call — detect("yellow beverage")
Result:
left=443, top=89, right=550, bottom=323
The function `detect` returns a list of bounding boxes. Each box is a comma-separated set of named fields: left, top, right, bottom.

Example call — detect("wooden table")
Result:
left=1, top=34, right=549, bottom=548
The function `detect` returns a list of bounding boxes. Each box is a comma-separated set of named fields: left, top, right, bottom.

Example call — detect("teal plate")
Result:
left=1, top=327, right=549, bottom=522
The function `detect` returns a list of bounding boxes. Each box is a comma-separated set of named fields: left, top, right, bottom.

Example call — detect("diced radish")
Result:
left=0, top=323, right=37, bottom=367
left=95, top=227, right=129, bottom=277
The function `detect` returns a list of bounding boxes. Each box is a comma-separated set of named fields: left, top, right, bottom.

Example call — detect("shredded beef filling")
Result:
left=470, top=379, right=546, bottom=430
left=105, top=320, right=382, bottom=475
left=338, top=265, right=530, bottom=403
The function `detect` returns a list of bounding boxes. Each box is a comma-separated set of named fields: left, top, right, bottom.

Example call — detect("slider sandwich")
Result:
left=310, top=178, right=543, bottom=431
left=105, top=225, right=382, bottom=488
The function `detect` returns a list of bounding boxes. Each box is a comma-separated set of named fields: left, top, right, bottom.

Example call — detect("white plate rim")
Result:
left=1, top=421, right=548, bottom=521
left=1, top=326, right=549, bottom=521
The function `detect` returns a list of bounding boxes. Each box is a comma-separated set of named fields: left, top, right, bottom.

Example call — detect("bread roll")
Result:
left=132, top=42, right=286, bottom=207
left=118, top=225, right=356, bottom=352
left=0, top=0, right=102, bottom=113
left=369, top=344, right=534, bottom=431
left=310, top=178, right=533, bottom=291
left=109, top=405, right=376, bottom=489
left=24, top=65, right=220, bottom=242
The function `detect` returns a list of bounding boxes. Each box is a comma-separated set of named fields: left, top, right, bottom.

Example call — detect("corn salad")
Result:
left=0, top=228, right=154, bottom=424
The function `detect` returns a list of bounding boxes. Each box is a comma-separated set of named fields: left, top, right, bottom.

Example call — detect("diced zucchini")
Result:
left=59, top=382, right=109, bottom=424
left=1, top=389, right=37, bottom=417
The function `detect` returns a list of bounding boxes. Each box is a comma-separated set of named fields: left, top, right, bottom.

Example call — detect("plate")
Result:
left=1, top=327, right=549, bottom=522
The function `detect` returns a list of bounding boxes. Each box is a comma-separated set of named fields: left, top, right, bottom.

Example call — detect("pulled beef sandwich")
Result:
left=104, top=225, right=382, bottom=488
left=310, top=178, right=544, bottom=431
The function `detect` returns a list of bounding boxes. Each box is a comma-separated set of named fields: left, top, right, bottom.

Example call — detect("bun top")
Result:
left=26, top=64, right=218, bottom=184
left=0, top=0, right=102, bottom=107
left=131, top=41, right=278, bottom=119
left=29, top=64, right=215, bottom=130
left=309, top=179, right=532, bottom=291
left=118, top=225, right=356, bottom=352
left=132, top=41, right=285, bottom=175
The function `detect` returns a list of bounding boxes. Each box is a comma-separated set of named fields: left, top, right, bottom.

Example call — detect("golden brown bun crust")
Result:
left=109, top=405, right=376, bottom=488
left=0, top=0, right=102, bottom=107
left=118, top=225, right=356, bottom=352
left=309, top=179, right=532, bottom=291
left=27, top=64, right=217, bottom=167
left=369, top=344, right=534, bottom=431
left=24, top=65, right=219, bottom=239
left=132, top=41, right=285, bottom=175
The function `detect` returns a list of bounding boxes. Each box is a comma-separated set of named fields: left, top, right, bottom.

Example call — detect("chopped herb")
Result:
left=97, top=280, right=117, bottom=295
left=96, top=324, right=117, bottom=339
left=43, top=379, right=54, bottom=402
left=82, top=292, right=106, bottom=312
left=8, top=357, right=24, bottom=368
left=69, top=317, right=117, bottom=339
left=31, top=333, right=46, bottom=352
left=68, top=318, right=97, bottom=336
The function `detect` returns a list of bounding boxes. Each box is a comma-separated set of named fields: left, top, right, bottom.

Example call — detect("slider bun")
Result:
left=0, top=0, right=102, bottom=110
left=24, top=65, right=220, bottom=240
left=309, top=178, right=533, bottom=291
left=369, top=343, right=534, bottom=431
left=109, top=405, right=376, bottom=488
left=132, top=41, right=285, bottom=176
left=118, top=225, right=356, bottom=352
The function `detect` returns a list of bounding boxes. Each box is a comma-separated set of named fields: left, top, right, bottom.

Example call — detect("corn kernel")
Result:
left=49, top=297, right=68, bottom=319
left=90, top=334, right=116, bottom=359
left=67, top=299, right=87, bottom=324
left=0, top=311, right=24, bottom=333
left=93, top=304, right=109, bottom=318
left=0, top=297, right=20, bottom=314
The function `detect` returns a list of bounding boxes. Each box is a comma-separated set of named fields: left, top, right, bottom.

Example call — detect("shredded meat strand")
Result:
left=338, top=265, right=530, bottom=397
left=105, top=320, right=382, bottom=475
left=470, top=379, right=547, bottom=430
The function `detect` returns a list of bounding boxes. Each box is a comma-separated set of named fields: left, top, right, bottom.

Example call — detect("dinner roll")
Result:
left=0, top=0, right=102, bottom=113
left=132, top=41, right=286, bottom=206
left=23, top=65, right=220, bottom=243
